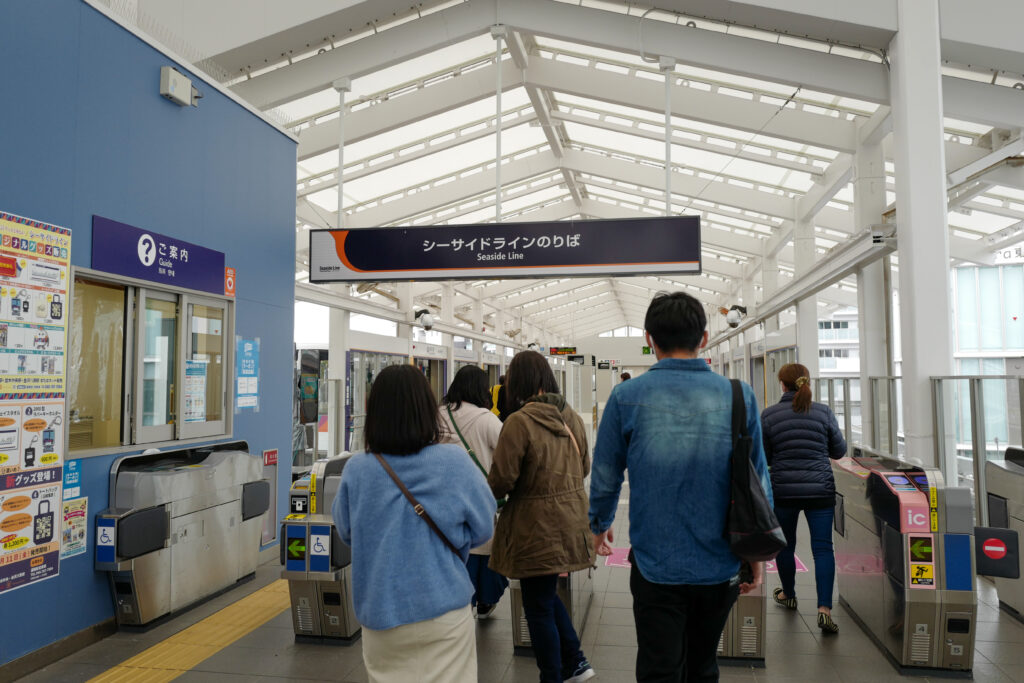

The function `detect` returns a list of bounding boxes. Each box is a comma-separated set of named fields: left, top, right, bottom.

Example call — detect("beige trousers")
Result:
left=362, top=605, right=477, bottom=683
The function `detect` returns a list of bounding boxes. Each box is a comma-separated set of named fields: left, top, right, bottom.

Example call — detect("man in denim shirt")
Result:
left=590, top=292, right=772, bottom=682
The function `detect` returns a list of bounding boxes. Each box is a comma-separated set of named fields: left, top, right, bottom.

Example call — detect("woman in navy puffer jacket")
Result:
left=761, top=363, right=847, bottom=634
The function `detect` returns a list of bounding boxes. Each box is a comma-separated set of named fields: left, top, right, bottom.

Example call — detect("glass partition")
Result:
left=932, top=375, right=1024, bottom=525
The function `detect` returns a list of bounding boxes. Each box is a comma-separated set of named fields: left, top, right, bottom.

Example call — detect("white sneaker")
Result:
left=564, top=660, right=596, bottom=683
left=475, top=603, right=497, bottom=620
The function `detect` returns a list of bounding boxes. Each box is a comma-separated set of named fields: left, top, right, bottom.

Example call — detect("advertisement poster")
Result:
left=0, top=211, right=70, bottom=594
left=235, top=337, right=259, bottom=411
left=184, top=360, right=207, bottom=423
left=60, top=496, right=87, bottom=560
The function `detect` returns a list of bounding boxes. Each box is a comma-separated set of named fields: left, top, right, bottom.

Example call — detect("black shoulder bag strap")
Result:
left=730, top=379, right=753, bottom=487
left=447, top=406, right=507, bottom=509
left=373, top=452, right=462, bottom=557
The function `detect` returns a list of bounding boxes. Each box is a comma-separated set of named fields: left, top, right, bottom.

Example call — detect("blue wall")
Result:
left=0, top=1, right=296, bottom=665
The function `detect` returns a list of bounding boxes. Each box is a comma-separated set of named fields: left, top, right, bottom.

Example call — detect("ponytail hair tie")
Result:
left=795, top=376, right=809, bottom=388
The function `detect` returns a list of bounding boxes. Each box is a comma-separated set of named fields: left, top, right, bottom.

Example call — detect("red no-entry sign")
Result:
left=983, top=538, right=1008, bottom=560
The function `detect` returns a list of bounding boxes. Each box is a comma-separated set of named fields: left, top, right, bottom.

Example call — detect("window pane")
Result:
left=142, top=298, right=177, bottom=427
left=68, top=279, right=126, bottom=451
left=186, top=304, right=224, bottom=424
left=978, top=268, right=1002, bottom=349
left=955, top=268, right=978, bottom=351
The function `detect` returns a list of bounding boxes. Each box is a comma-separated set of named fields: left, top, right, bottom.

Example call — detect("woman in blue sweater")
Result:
left=332, top=364, right=496, bottom=682
left=760, top=363, right=847, bottom=634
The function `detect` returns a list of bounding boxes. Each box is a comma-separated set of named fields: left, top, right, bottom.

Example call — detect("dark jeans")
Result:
left=774, top=504, right=835, bottom=609
left=466, top=554, right=508, bottom=606
left=630, top=561, right=739, bottom=683
left=519, top=574, right=585, bottom=682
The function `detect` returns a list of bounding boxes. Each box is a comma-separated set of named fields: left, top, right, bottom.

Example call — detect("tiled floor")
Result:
left=19, top=510, right=1024, bottom=682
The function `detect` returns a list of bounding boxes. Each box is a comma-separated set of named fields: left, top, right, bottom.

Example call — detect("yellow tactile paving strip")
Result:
left=87, top=579, right=291, bottom=683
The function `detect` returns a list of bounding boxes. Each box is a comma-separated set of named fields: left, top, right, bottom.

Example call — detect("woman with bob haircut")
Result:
left=438, top=365, right=508, bottom=619
left=332, top=364, right=496, bottom=682
left=489, top=350, right=597, bottom=683
left=760, top=362, right=847, bottom=634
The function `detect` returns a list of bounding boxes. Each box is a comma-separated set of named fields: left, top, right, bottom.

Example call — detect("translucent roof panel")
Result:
left=342, top=124, right=549, bottom=206
left=344, top=88, right=534, bottom=163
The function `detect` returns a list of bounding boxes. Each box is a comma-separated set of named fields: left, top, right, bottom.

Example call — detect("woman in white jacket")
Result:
left=438, top=365, right=508, bottom=618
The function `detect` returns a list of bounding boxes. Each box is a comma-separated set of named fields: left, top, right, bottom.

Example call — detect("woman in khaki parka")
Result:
left=488, top=350, right=596, bottom=683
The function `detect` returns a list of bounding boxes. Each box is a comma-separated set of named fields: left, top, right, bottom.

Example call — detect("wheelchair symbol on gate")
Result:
left=313, top=538, right=326, bottom=554
left=100, top=529, right=112, bottom=544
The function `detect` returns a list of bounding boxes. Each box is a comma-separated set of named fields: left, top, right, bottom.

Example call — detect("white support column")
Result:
left=397, top=283, right=413, bottom=340
left=660, top=56, right=676, bottom=214
left=332, top=78, right=351, bottom=230
left=795, top=217, right=819, bottom=375
left=762, top=252, right=779, bottom=333
left=853, top=137, right=890, bottom=446
left=741, top=279, right=756, bottom=318
left=442, top=283, right=455, bottom=386
left=890, top=0, right=953, bottom=466
left=327, top=308, right=350, bottom=456
left=491, top=25, right=507, bottom=221
left=473, top=299, right=484, bottom=334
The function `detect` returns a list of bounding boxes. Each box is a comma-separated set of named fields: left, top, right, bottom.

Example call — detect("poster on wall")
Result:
left=0, top=211, right=71, bottom=594
left=184, top=360, right=207, bottom=423
left=235, top=337, right=260, bottom=411
left=60, top=496, right=87, bottom=560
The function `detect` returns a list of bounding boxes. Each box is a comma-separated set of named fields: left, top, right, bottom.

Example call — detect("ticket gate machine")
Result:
left=96, top=443, right=270, bottom=626
left=833, top=448, right=977, bottom=674
left=510, top=569, right=593, bottom=654
left=281, top=454, right=360, bottom=642
left=983, top=446, right=1024, bottom=620
left=718, top=582, right=766, bottom=664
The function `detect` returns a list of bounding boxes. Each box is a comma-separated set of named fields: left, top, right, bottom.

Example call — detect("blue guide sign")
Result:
left=309, top=215, right=700, bottom=282
left=91, top=216, right=225, bottom=295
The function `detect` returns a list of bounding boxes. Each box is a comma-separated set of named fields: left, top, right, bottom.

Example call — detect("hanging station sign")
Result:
left=91, top=216, right=225, bottom=295
left=309, top=216, right=700, bottom=282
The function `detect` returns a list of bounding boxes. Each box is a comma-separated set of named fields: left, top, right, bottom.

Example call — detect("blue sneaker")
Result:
left=564, top=659, right=596, bottom=683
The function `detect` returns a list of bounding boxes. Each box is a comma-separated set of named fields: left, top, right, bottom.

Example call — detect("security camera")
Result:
left=724, top=305, right=747, bottom=329
left=414, top=309, right=434, bottom=331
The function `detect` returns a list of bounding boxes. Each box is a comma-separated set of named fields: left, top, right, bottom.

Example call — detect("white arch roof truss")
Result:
left=200, top=0, right=1024, bottom=341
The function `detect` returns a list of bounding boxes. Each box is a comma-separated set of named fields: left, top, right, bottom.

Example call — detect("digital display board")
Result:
left=549, top=347, right=577, bottom=356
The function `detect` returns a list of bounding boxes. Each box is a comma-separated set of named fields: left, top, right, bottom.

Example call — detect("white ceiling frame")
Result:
left=551, top=109, right=827, bottom=178
left=230, top=0, right=1024, bottom=134
left=297, top=106, right=538, bottom=196
left=506, top=31, right=587, bottom=213
left=296, top=58, right=523, bottom=162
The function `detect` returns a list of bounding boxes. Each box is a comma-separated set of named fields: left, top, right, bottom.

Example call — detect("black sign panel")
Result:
left=309, top=216, right=700, bottom=282
left=550, top=346, right=577, bottom=355
left=976, top=526, right=1020, bottom=579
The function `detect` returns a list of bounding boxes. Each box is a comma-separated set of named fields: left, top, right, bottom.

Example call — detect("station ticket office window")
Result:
left=68, top=272, right=233, bottom=455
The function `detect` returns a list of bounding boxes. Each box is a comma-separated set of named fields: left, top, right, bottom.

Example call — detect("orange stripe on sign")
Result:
left=329, top=230, right=368, bottom=273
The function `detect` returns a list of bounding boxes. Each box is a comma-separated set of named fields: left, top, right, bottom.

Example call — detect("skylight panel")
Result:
left=279, top=88, right=342, bottom=125
left=343, top=125, right=548, bottom=202
left=347, top=35, right=499, bottom=102
left=344, top=89, right=533, bottom=162
left=947, top=208, right=1018, bottom=234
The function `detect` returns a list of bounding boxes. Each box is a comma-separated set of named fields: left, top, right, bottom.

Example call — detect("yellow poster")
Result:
left=0, top=213, right=71, bottom=396
left=0, top=211, right=70, bottom=595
